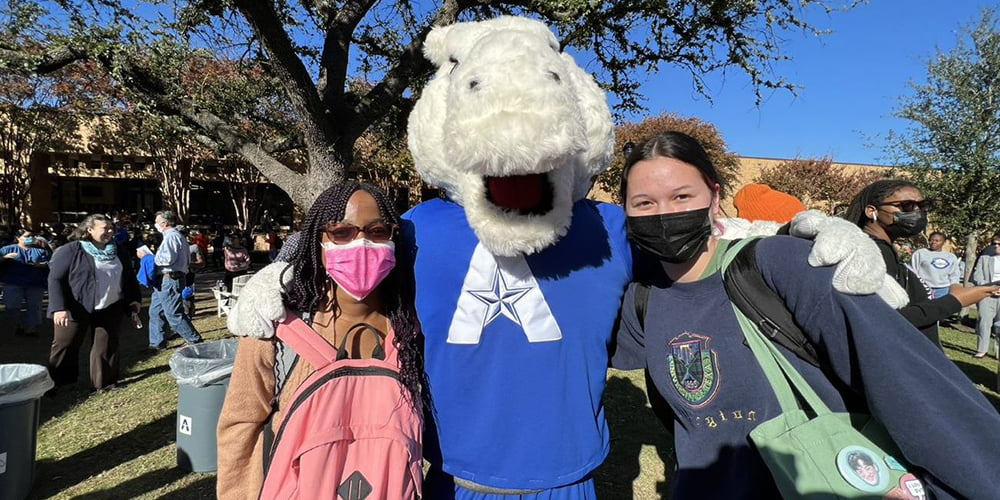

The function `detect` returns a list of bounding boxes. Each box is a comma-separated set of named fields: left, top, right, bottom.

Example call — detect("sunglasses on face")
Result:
left=878, top=199, right=935, bottom=213
left=324, top=221, right=395, bottom=244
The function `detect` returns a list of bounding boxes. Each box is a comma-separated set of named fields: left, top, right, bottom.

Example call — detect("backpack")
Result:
left=634, top=238, right=820, bottom=368
left=258, top=315, right=423, bottom=500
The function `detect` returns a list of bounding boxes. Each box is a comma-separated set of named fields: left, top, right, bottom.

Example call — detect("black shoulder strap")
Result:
left=631, top=239, right=821, bottom=368
left=722, top=239, right=821, bottom=368
left=634, top=282, right=650, bottom=331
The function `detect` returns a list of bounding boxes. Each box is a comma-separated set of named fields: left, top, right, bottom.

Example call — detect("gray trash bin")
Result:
left=169, top=339, right=239, bottom=473
left=0, top=364, right=54, bottom=500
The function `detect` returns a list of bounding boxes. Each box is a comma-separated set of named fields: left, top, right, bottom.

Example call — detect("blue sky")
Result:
left=614, top=0, right=991, bottom=165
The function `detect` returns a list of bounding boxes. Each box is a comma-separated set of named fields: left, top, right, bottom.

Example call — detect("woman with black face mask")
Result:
left=843, top=180, right=998, bottom=348
left=610, top=131, right=1000, bottom=499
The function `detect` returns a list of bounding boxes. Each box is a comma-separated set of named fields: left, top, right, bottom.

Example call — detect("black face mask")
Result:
left=885, top=210, right=928, bottom=239
left=627, top=207, right=713, bottom=263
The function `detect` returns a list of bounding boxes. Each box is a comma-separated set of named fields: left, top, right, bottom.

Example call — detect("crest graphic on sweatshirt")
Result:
left=667, top=332, right=721, bottom=408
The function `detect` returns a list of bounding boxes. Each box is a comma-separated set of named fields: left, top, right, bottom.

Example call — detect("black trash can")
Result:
left=0, top=364, right=54, bottom=500
left=169, top=339, right=238, bottom=473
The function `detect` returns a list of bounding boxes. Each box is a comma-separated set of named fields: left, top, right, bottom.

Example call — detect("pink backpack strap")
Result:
left=275, top=315, right=338, bottom=370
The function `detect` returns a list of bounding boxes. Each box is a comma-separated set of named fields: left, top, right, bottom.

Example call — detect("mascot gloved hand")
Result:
left=226, top=262, right=292, bottom=338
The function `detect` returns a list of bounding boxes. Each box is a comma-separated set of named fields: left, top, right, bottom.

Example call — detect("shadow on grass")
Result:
left=31, top=414, right=176, bottom=499
left=68, top=466, right=189, bottom=500
left=156, top=475, right=217, bottom=499
left=595, top=374, right=675, bottom=499
left=952, top=360, right=1000, bottom=409
left=942, top=340, right=979, bottom=357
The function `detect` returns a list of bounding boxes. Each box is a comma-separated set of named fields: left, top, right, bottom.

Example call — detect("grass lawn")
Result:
left=1, top=276, right=997, bottom=499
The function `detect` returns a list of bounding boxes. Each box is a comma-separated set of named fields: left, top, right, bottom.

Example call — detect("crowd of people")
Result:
left=0, top=213, right=285, bottom=393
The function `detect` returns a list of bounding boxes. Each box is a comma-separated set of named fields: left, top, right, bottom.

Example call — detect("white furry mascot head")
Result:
left=408, top=16, right=614, bottom=257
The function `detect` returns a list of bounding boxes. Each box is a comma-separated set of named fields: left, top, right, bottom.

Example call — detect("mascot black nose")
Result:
left=468, top=79, right=480, bottom=91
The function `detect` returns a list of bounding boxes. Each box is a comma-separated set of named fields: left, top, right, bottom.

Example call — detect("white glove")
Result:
left=718, top=217, right=783, bottom=240
left=226, top=262, right=292, bottom=338
left=875, top=274, right=910, bottom=309
left=790, top=210, right=885, bottom=296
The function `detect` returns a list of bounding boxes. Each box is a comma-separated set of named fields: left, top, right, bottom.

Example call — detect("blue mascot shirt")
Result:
left=403, top=198, right=632, bottom=490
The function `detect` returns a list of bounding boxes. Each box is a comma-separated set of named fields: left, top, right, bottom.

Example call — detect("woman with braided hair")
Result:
left=216, top=181, right=426, bottom=499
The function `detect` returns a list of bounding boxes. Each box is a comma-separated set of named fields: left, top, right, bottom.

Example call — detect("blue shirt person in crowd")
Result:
left=611, top=131, right=1000, bottom=500
left=0, top=228, right=51, bottom=336
left=140, top=210, right=202, bottom=350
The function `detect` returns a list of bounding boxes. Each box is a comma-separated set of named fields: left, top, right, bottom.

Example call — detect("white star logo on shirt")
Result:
left=467, top=267, right=533, bottom=327
left=447, top=243, right=562, bottom=344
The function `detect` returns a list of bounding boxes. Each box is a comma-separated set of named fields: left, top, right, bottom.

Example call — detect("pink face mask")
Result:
left=322, top=238, right=396, bottom=301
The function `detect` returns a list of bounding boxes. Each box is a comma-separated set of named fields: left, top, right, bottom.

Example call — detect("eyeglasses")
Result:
left=878, top=199, right=935, bottom=213
left=324, top=221, right=395, bottom=244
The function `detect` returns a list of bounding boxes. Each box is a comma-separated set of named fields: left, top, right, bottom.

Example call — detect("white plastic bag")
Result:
left=0, top=364, right=55, bottom=405
left=169, top=339, right=239, bottom=387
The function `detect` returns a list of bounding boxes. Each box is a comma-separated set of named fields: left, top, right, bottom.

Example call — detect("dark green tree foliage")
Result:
left=1, top=0, right=859, bottom=210
left=889, top=9, right=1000, bottom=276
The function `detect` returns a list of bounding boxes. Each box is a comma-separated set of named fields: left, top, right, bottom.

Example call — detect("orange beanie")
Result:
left=733, top=184, right=806, bottom=224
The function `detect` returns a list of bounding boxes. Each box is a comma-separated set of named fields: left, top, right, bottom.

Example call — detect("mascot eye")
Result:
left=548, top=71, right=561, bottom=83
left=469, top=79, right=479, bottom=90
left=449, top=56, right=459, bottom=74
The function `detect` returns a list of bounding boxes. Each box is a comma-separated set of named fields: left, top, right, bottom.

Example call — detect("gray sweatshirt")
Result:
left=911, top=248, right=961, bottom=288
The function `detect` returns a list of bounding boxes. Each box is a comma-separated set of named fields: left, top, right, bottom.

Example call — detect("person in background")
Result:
left=181, top=226, right=206, bottom=318
left=733, top=183, right=806, bottom=224
left=844, top=180, right=998, bottom=349
left=193, top=230, right=211, bottom=261
left=266, top=230, right=282, bottom=262
left=211, top=231, right=225, bottom=270
left=911, top=231, right=962, bottom=299
left=0, top=228, right=51, bottom=336
left=47, top=214, right=141, bottom=392
left=140, top=210, right=202, bottom=351
left=970, top=234, right=1000, bottom=358
left=223, top=233, right=251, bottom=291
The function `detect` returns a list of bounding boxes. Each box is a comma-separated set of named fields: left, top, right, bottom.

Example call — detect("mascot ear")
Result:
left=423, top=23, right=455, bottom=68
left=560, top=53, right=615, bottom=201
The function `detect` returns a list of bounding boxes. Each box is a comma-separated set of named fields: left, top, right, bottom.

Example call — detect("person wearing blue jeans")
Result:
left=143, top=210, right=202, bottom=350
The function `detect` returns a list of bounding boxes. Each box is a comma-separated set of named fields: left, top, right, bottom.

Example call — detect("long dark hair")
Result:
left=619, top=130, right=727, bottom=204
left=843, top=179, right=919, bottom=229
left=282, top=181, right=426, bottom=409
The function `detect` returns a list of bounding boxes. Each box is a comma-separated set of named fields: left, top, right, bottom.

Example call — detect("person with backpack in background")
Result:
left=216, top=182, right=425, bottom=499
left=844, top=180, right=998, bottom=349
left=611, top=131, right=1000, bottom=499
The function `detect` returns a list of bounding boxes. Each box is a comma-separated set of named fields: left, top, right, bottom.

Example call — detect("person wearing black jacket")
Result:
left=844, top=180, right=998, bottom=348
left=47, top=214, right=142, bottom=392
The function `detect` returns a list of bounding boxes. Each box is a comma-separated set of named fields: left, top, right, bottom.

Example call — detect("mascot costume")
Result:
left=229, top=16, right=902, bottom=499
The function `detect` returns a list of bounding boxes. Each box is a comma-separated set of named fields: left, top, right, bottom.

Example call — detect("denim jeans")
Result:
left=3, top=284, right=44, bottom=330
left=148, top=275, right=202, bottom=347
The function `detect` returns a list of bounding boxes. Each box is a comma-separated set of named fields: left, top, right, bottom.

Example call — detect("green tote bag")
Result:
left=721, top=239, right=927, bottom=500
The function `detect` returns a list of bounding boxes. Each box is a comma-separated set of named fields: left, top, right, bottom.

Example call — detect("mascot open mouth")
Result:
left=484, top=173, right=554, bottom=215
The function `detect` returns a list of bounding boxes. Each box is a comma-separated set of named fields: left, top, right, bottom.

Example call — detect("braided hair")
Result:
left=282, top=181, right=427, bottom=410
left=843, top=179, right=919, bottom=229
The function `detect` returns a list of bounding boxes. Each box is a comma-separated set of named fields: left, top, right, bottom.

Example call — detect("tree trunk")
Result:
left=964, top=231, right=979, bottom=286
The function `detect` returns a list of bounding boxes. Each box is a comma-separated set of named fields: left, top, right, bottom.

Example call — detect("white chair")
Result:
left=213, top=272, right=254, bottom=317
